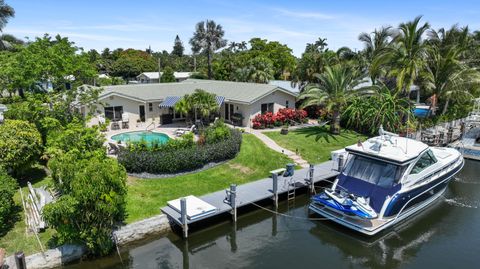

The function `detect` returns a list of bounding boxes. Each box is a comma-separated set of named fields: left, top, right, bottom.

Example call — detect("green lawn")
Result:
left=264, top=126, right=367, bottom=164
left=125, top=133, right=293, bottom=223
left=0, top=167, right=56, bottom=256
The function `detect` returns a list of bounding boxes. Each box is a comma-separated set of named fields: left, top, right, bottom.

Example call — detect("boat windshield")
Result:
left=342, top=154, right=407, bottom=188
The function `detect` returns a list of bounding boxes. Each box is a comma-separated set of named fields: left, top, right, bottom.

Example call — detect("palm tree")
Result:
left=299, top=64, right=364, bottom=134
left=380, top=16, right=430, bottom=95
left=190, top=89, right=218, bottom=120
left=423, top=29, right=480, bottom=115
left=0, top=0, right=15, bottom=50
left=359, top=26, right=394, bottom=84
left=190, top=20, right=227, bottom=79
left=0, top=0, right=14, bottom=31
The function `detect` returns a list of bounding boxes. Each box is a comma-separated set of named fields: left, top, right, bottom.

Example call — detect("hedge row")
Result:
left=117, top=129, right=242, bottom=174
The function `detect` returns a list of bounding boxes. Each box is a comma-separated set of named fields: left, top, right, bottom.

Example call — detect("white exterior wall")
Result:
left=87, top=95, right=145, bottom=127
left=245, top=91, right=296, bottom=127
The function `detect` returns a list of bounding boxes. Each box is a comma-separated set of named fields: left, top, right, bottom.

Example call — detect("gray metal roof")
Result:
left=99, top=79, right=298, bottom=104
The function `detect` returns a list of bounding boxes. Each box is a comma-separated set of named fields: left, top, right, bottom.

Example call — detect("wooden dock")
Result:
left=161, top=160, right=339, bottom=237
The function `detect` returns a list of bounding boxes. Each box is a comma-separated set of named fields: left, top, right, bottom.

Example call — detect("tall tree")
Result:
left=380, top=16, right=430, bottom=94
left=299, top=64, right=363, bottom=134
left=172, top=35, right=185, bottom=57
left=0, top=0, right=14, bottom=31
left=160, top=66, right=176, bottom=83
left=359, top=26, right=394, bottom=84
left=0, top=0, right=15, bottom=50
left=190, top=20, right=227, bottom=79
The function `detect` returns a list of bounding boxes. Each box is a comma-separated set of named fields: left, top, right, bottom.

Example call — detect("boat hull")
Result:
left=309, top=159, right=464, bottom=236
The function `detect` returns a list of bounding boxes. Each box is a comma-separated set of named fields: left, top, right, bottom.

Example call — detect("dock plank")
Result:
left=161, top=161, right=338, bottom=225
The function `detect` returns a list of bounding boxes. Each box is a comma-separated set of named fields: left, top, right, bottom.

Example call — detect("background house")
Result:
left=136, top=72, right=192, bottom=83
left=86, top=79, right=297, bottom=127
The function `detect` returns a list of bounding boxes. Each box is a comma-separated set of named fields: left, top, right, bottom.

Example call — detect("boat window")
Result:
left=410, top=150, right=437, bottom=174
left=342, top=155, right=406, bottom=188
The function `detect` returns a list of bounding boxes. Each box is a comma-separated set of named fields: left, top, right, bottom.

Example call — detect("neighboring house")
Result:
left=0, top=104, right=7, bottom=124
left=268, top=80, right=301, bottom=94
left=85, top=79, right=297, bottom=127
left=137, top=72, right=192, bottom=83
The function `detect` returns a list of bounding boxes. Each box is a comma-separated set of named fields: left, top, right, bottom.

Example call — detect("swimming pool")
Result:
left=110, top=131, right=170, bottom=146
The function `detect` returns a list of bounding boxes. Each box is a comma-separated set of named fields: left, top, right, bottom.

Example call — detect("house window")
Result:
left=149, top=103, right=153, bottom=112
left=104, top=106, right=123, bottom=121
left=286, top=100, right=289, bottom=108
left=261, top=103, right=274, bottom=114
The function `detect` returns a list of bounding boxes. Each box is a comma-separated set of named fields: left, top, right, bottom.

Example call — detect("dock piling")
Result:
left=230, top=184, right=237, bottom=222
left=338, top=155, right=344, bottom=172
left=180, top=197, right=188, bottom=238
left=309, top=164, right=314, bottom=194
left=272, top=173, right=278, bottom=209
left=15, top=251, right=27, bottom=269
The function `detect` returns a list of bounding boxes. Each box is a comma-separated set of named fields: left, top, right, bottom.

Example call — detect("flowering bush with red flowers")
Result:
left=252, top=109, right=308, bottom=129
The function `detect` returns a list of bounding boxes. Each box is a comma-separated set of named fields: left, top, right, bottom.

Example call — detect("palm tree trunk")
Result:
left=331, top=110, right=340, bottom=135
left=207, top=50, right=212, bottom=79
left=441, top=96, right=451, bottom=115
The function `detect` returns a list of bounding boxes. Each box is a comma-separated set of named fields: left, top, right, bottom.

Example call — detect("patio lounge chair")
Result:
left=175, top=125, right=195, bottom=137
left=121, top=112, right=129, bottom=129
left=108, top=142, right=120, bottom=155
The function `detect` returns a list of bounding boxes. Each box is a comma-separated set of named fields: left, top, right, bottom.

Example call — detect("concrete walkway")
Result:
left=251, top=130, right=310, bottom=168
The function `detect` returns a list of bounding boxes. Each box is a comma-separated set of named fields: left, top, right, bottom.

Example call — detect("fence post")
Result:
left=180, top=198, right=188, bottom=239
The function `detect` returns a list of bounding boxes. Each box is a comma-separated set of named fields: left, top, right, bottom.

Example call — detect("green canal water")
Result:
left=65, top=159, right=480, bottom=269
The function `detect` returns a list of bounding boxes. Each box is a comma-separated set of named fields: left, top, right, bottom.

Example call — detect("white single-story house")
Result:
left=85, top=79, right=298, bottom=127
left=137, top=72, right=192, bottom=83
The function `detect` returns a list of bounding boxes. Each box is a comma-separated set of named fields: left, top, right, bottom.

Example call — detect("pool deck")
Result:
left=161, top=160, right=339, bottom=237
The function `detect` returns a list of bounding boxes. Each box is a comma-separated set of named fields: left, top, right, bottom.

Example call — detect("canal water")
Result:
left=65, top=159, right=480, bottom=269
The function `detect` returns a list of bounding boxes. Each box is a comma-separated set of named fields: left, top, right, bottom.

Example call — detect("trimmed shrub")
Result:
left=0, top=168, right=18, bottom=234
left=118, top=129, right=242, bottom=174
left=0, top=119, right=42, bottom=175
left=43, top=155, right=127, bottom=256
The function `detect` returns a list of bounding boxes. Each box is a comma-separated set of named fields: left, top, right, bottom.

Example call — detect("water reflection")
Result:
left=64, top=160, right=479, bottom=269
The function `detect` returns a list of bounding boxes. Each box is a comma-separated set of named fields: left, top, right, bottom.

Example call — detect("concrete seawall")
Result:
left=4, top=214, right=171, bottom=269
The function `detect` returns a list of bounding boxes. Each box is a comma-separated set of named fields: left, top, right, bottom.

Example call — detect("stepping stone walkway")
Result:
left=250, top=129, right=310, bottom=168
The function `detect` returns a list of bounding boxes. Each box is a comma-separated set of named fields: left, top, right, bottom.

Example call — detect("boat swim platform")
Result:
left=161, top=161, right=339, bottom=233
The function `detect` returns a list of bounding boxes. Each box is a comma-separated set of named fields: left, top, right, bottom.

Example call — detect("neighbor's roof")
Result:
left=98, top=79, right=298, bottom=104
left=346, top=136, right=429, bottom=164
left=137, top=72, right=192, bottom=80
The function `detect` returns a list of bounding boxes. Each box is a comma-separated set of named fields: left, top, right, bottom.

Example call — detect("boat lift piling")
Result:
left=180, top=198, right=188, bottom=238
left=272, top=173, right=279, bottom=209
left=308, top=164, right=315, bottom=194
left=162, top=161, right=339, bottom=239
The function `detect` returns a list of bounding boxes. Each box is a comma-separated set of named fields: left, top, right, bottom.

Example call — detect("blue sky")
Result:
left=4, top=0, right=480, bottom=56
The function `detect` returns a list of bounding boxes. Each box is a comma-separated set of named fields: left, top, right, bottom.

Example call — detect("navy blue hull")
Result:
left=383, top=163, right=463, bottom=217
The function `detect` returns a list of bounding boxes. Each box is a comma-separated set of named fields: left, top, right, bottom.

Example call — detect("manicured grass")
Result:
left=0, top=167, right=56, bottom=256
left=125, top=134, right=293, bottom=223
left=264, top=126, right=367, bottom=164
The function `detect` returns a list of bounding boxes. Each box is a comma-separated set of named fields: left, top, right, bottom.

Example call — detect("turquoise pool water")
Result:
left=110, top=131, right=170, bottom=146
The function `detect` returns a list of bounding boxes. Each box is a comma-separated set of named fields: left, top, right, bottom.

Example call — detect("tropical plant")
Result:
left=0, top=0, right=14, bottom=30
left=343, top=83, right=414, bottom=134
left=0, top=119, right=42, bottom=176
left=0, top=167, right=18, bottom=235
left=190, top=20, right=227, bottom=79
left=359, top=26, right=394, bottom=83
left=299, top=64, right=363, bottom=134
left=379, top=16, right=430, bottom=94
left=423, top=26, right=480, bottom=115
left=160, top=66, right=176, bottom=83
left=43, top=155, right=127, bottom=256
left=190, top=89, right=218, bottom=120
